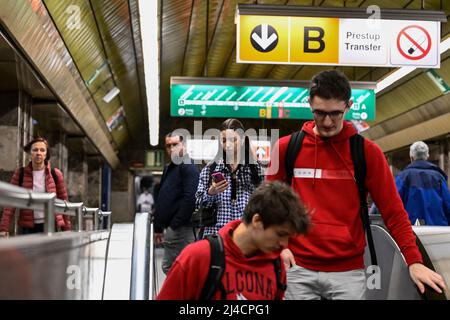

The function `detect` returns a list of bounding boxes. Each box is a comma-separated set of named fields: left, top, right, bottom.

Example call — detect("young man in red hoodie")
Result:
left=156, top=181, right=310, bottom=300
left=266, top=70, right=446, bottom=299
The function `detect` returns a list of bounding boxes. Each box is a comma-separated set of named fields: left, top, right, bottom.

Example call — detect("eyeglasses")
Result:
left=311, top=109, right=345, bottom=121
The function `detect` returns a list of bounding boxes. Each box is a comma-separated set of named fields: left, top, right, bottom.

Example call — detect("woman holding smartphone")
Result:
left=195, top=118, right=263, bottom=238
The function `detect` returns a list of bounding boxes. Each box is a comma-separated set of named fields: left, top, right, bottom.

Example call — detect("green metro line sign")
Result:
left=171, top=77, right=376, bottom=121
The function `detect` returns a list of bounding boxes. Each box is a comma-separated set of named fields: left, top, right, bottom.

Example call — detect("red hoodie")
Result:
left=156, top=220, right=286, bottom=300
left=266, top=121, right=422, bottom=272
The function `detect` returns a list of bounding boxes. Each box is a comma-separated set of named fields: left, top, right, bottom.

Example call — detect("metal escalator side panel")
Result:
left=364, top=225, right=421, bottom=300
left=413, top=226, right=450, bottom=300
left=130, top=212, right=151, bottom=300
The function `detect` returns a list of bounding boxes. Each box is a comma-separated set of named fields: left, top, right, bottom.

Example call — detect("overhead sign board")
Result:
left=236, top=6, right=445, bottom=68
left=171, top=78, right=375, bottom=121
left=106, top=106, right=125, bottom=132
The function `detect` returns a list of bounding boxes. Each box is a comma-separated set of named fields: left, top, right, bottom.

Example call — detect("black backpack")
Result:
left=285, top=131, right=377, bottom=267
left=199, top=234, right=286, bottom=300
left=19, top=167, right=59, bottom=187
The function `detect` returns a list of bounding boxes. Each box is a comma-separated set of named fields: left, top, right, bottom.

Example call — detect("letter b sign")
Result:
left=291, top=17, right=339, bottom=64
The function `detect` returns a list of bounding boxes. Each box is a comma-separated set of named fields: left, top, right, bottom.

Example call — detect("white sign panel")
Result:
left=389, top=20, right=439, bottom=67
left=187, top=139, right=219, bottom=161
left=339, top=19, right=388, bottom=66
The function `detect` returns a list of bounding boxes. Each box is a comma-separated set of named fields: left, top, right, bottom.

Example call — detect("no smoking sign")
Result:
left=390, top=21, right=439, bottom=67
left=397, top=25, right=431, bottom=60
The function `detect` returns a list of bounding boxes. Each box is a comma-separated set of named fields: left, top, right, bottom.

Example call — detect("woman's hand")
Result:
left=207, top=180, right=229, bottom=196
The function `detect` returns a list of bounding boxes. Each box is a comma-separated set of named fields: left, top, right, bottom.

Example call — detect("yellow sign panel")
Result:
left=290, top=17, right=339, bottom=64
left=239, top=15, right=289, bottom=63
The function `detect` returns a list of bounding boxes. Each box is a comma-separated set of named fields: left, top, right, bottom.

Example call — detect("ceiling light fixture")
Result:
left=138, top=0, right=160, bottom=147
left=103, top=86, right=120, bottom=103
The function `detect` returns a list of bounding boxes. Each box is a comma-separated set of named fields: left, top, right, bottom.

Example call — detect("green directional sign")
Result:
left=171, top=78, right=375, bottom=120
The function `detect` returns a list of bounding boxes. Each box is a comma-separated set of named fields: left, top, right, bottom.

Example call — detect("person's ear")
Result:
left=251, top=213, right=264, bottom=229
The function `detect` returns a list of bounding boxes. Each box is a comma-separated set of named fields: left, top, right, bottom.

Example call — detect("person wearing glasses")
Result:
left=266, top=70, right=446, bottom=299
left=154, top=132, right=200, bottom=274
left=0, top=137, right=71, bottom=237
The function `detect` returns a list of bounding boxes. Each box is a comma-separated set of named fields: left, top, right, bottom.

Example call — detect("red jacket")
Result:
left=266, top=121, right=422, bottom=272
left=156, top=220, right=286, bottom=300
left=0, top=161, right=71, bottom=232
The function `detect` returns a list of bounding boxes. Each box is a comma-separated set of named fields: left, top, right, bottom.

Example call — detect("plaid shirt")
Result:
left=195, top=159, right=262, bottom=237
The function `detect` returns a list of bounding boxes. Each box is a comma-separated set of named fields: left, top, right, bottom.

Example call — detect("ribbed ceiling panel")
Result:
left=365, top=94, right=450, bottom=141
left=205, top=0, right=244, bottom=77
left=90, top=0, right=146, bottom=145
left=374, top=72, right=443, bottom=124
left=0, top=0, right=119, bottom=167
left=183, top=0, right=207, bottom=77
left=44, top=0, right=130, bottom=148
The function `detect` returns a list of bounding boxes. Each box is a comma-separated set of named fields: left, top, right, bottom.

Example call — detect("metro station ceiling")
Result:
left=160, top=0, right=450, bottom=149
left=43, top=0, right=148, bottom=150
left=1, top=0, right=449, bottom=167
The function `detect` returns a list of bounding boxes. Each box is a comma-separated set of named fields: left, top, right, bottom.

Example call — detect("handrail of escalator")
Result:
left=130, top=211, right=151, bottom=300
left=1, top=181, right=110, bottom=234
left=82, top=207, right=112, bottom=231
left=149, top=213, right=157, bottom=299
left=0, top=181, right=55, bottom=234
left=54, top=199, right=84, bottom=231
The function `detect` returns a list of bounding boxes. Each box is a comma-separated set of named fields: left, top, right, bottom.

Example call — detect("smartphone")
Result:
left=211, top=172, right=225, bottom=183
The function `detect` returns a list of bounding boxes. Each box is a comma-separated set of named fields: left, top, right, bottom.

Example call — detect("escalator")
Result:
left=0, top=181, right=158, bottom=300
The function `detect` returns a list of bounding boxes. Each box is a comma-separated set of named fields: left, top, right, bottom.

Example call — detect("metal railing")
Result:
left=130, top=211, right=152, bottom=300
left=99, top=211, right=112, bottom=231
left=0, top=181, right=55, bottom=234
left=82, top=207, right=112, bottom=231
left=1, top=181, right=112, bottom=235
left=54, top=199, right=84, bottom=232
left=149, top=214, right=157, bottom=300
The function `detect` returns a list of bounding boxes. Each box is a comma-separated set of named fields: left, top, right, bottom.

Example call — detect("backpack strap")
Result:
left=350, top=134, right=378, bottom=267
left=19, top=167, right=24, bottom=187
left=51, top=168, right=59, bottom=185
left=273, top=257, right=287, bottom=300
left=200, top=234, right=226, bottom=300
left=285, top=131, right=305, bottom=185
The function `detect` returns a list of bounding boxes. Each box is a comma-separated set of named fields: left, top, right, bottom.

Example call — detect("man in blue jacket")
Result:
left=396, top=141, right=450, bottom=226
left=154, top=132, right=200, bottom=274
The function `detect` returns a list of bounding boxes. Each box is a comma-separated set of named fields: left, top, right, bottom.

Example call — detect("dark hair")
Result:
left=24, top=137, right=50, bottom=161
left=165, top=132, right=185, bottom=144
left=242, top=181, right=310, bottom=235
left=218, top=118, right=255, bottom=165
left=309, top=70, right=351, bottom=104
left=219, top=118, right=245, bottom=132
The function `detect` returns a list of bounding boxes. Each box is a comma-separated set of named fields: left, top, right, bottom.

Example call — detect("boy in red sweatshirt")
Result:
left=267, top=69, right=446, bottom=299
left=156, top=181, right=310, bottom=300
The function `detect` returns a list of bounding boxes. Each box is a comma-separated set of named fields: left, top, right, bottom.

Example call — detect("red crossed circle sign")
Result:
left=396, top=25, right=432, bottom=60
